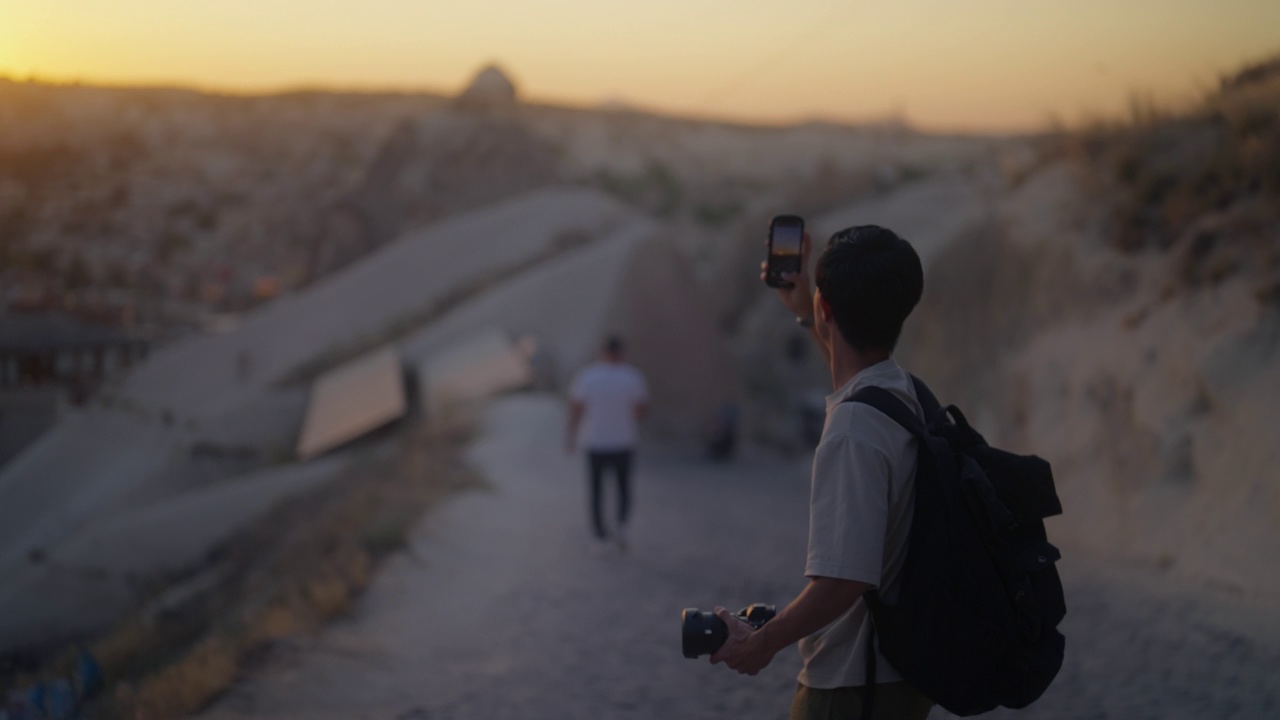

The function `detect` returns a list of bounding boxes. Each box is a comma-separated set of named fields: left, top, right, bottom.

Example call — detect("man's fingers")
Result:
left=715, top=607, right=752, bottom=642
left=709, top=607, right=735, bottom=665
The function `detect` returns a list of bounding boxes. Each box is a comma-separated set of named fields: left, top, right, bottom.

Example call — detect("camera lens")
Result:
left=681, top=608, right=728, bottom=658
left=680, top=605, right=777, bottom=658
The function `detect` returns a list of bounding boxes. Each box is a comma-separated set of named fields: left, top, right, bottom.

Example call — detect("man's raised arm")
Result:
left=760, top=230, right=829, bottom=366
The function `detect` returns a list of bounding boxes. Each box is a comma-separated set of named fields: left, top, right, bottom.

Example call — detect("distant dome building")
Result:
left=455, top=64, right=518, bottom=112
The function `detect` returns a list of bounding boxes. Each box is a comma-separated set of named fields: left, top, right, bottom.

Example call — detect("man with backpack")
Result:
left=708, top=224, right=1064, bottom=719
left=710, top=224, right=933, bottom=719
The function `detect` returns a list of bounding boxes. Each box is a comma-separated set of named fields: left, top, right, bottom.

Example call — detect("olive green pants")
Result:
left=789, top=682, right=934, bottom=720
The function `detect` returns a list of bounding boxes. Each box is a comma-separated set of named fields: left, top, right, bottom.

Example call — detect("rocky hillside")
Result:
left=0, top=69, right=1002, bottom=335
left=717, top=54, right=1279, bottom=599
left=0, top=81, right=445, bottom=321
left=900, top=56, right=1280, bottom=599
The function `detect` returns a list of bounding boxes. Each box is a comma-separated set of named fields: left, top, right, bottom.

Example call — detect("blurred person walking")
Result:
left=565, top=335, right=649, bottom=550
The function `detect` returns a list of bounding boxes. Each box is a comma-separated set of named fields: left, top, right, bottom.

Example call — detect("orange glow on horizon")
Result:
left=1, top=0, right=1277, bottom=132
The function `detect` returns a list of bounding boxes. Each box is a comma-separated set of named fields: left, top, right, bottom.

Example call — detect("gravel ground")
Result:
left=198, top=395, right=1280, bottom=720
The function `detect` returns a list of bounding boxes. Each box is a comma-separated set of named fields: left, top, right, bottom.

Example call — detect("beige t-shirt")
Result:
left=797, top=358, right=922, bottom=689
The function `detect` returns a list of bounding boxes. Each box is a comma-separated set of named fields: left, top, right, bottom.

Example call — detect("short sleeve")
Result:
left=804, top=430, right=891, bottom=585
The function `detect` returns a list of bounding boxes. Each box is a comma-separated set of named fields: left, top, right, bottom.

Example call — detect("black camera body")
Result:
left=681, top=604, right=776, bottom=658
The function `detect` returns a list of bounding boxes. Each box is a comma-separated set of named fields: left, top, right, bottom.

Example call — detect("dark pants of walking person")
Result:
left=586, top=450, right=633, bottom=539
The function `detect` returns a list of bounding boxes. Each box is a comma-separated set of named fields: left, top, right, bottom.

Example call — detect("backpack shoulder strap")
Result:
left=847, top=382, right=928, bottom=718
left=847, top=386, right=926, bottom=439
left=908, top=374, right=943, bottom=423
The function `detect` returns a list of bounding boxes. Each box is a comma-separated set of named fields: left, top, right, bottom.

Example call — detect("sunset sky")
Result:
left=2, top=0, right=1277, bottom=131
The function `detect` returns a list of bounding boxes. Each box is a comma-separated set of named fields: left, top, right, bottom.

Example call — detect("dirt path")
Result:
left=198, top=395, right=1280, bottom=720
left=951, top=556, right=1280, bottom=720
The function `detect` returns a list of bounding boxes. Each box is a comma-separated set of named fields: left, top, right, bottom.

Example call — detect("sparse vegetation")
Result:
left=693, top=198, right=744, bottom=226
left=1058, top=53, right=1280, bottom=304
left=594, top=162, right=684, bottom=217
left=5, top=416, right=480, bottom=720
left=1063, top=57, right=1280, bottom=246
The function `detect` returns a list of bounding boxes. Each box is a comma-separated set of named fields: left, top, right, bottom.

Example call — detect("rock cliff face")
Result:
left=995, top=68, right=1280, bottom=598
left=0, top=188, right=652, bottom=652
left=901, top=66, right=1276, bottom=598
left=896, top=128, right=1280, bottom=598
left=310, top=65, right=562, bottom=275
left=721, top=68, right=1280, bottom=596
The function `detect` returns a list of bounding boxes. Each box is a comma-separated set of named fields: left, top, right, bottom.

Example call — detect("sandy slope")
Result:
left=0, top=188, right=642, bottom=652
left=971, top=162, right=1280, bottom=600
left=1009, top=277, right=1280, bottom=598
left=0, top=182, right=741, bottom=653
left=810, top=173, right=992, bottom=261
left=398, top=216, right=737, bottom=440
left=121, top=187, right=637, bottom=419
left=0, top=189, right=636, bottom=565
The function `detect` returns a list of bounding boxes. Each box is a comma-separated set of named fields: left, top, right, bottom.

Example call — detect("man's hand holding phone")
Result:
left=760, top=228, right=814, bottom=324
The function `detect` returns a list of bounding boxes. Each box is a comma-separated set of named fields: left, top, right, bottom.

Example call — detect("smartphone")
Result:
left=765, top=214, right=804, bottom=288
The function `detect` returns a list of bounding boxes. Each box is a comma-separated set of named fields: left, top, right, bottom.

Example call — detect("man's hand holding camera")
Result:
left=708, top=606, right=779, bottom=675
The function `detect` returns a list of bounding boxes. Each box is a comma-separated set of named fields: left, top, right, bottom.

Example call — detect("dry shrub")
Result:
left=122, top=638, right=237, bottom=720
left=1059, top=54, right=1280, bottom=257
left=1157, top=200, right=1277, bottom=300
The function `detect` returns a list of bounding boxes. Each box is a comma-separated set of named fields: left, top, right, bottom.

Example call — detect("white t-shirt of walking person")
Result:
left=569, top=363, right=649, bottom=452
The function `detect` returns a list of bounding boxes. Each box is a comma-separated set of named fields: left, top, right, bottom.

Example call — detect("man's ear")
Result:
left=816, top=291, right=834, bottom=322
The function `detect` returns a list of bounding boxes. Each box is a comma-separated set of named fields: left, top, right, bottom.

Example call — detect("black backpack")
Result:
left=848, top=376, right=1066, bottom=717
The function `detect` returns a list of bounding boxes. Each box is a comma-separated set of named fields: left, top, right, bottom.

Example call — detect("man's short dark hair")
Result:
left=604, top=335, right=624, bottom=354
left=814, top=225, right=924, bottom=353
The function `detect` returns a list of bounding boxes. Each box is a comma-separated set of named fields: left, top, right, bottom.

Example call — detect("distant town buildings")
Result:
left=0, top=312, right=148, bottom=400
left=0, top=79, right=446, bottom=339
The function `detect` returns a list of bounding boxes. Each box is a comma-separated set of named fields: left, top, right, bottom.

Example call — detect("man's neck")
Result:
left=830, top=347, right=891, bottom=391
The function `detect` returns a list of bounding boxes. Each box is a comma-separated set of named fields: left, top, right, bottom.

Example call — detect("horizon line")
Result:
left=0, top=71, right=1060, bottom=138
